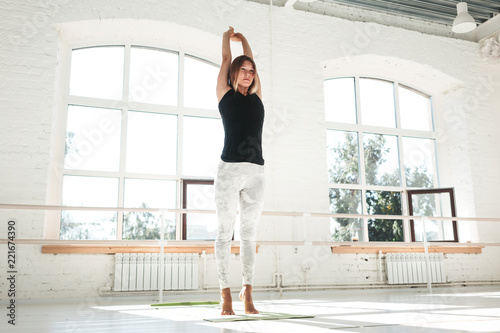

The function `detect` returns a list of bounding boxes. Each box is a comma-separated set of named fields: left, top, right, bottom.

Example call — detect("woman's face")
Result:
left=237, top=60, right=255, bottom=89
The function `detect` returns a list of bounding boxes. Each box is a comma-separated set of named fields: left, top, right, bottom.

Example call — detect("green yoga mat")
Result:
left=150, top=302, right=314, bottom=322
left=151, top=301, right=220, bottom=307
left=203, top=312, right=315, bottom=322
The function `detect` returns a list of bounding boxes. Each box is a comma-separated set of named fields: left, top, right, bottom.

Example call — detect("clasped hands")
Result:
left=225, top=26, right=245, bottom=42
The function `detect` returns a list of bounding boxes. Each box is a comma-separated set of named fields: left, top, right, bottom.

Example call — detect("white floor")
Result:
left=2, top=285, right=500, bottom=332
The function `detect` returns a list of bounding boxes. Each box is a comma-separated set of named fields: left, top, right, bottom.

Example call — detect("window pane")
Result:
left=326, top=130, right=359, bottom=184
left=324, top=78, right=356, bottom=124
left=403, top=137, right=435, bottom=188
left=185, top=183, right=217, bottom=240
left=123, top=179, right=176, bottom=240
left=70, top=46, right=124, bottom=100
left=126, top=111, right=177, bottom=174
left=60, top=175, right=118, bottom=240
left=183, top=116, right=224, bottom=177
left=329, top=188, right=364, bottom=241
left=363, top=133, right=400, bottom=186
left=411, top=192, right=455, bottom=241
left=359, top=78, right=396, bottom=128
left=129, top=47, right=178, bottom=106
left=366, top=190, right=403, bottom=242
left=184, top=56, right=219, bottom=109
left=64, top=105, right=121, bottom=171
left=399, top=86, right=433, bottom=131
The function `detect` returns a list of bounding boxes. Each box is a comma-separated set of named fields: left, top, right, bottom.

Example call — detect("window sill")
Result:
left=41, top=243, right=247, bottom=254
left=330, top=244, right=483, bottom=254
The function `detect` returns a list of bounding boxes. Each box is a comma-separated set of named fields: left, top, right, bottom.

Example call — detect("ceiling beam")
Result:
left=474, top=12, right=500, bottom=41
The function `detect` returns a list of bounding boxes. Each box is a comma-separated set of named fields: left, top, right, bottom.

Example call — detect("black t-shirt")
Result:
left=218, top=89, right=265, bottom=165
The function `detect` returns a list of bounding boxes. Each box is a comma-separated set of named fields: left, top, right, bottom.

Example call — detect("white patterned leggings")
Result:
left=214, top=160, right=265, bottom=289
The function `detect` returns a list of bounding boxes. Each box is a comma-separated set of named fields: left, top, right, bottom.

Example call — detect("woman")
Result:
left=215, top=26, right=265, bottom=315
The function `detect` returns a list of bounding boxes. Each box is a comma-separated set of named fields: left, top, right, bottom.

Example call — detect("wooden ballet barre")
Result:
left=0, top=238, right=492, bottom=254
left=1, top=203, right=500, bottom=222
left=0, top=239, right=486, bottom=245
left=0, top=203, right=494, bottom=256
left=309, top=212, right=500, bottom=223
left=0, top=239, right=497, bottom=247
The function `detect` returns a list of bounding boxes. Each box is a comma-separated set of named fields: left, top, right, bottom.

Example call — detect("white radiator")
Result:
left=113, top=253, right=199, bottom=291
left=386, top=253, right=446, bottom=285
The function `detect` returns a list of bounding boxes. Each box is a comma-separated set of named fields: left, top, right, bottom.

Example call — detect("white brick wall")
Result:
left=445, top=247, right=500, bottom=282
left=1, top=0, right=499, bottom=299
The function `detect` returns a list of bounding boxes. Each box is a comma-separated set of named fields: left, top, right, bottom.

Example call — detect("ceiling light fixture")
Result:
left=452, top=2, right=477, bottom=33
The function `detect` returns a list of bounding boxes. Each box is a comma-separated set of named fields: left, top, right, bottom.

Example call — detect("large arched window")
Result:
left=324, top=77, right=452, bottom=242
left=59, top=45, right=221, bottom=240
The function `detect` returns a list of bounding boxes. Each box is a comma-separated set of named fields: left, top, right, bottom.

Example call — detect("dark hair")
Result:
left=228, top=55, right=260, bottom=95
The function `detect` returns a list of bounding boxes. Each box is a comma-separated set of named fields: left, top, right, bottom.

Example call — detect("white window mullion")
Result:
left=394, top=81, right=409, bottom=242
left=401, top=190, right=411, bottom=242
left=358, top=131, right=369, bottom=242
left=430, top=96, right=437, bottom=132
left=396, top=79, right=409, bottom=239
left=399, top=135, right=412, bottom=242
left=361, top=188, right=369, bottom=242
left=176, top=52, right=186, bottom=240
left=358, top=130, right=367, bottom=189
left=398, top=129, right=411, bottom=242
left=428, top=97, right=439, bottom=189
left=354, top=76, right=370, bottom=241
left=122, top=44, right=131, bottom=102
left=359, top=141, right=369, bottom=243
left=178, top=51, right=185, bottom=108
left=432, top=139, right=440, bottom=188
left=354, top=76, right=362, bottom=125
left=355, top=76, right=366, bottom=188
left=177, top=51, right=185, bottom=177
left=116, top=108, right=128, bottom=240
left=116, top=44, right=132, bottom=240
left=394, top=81, right=402, bottom=130
left=176, top=114, right=184, bottom=241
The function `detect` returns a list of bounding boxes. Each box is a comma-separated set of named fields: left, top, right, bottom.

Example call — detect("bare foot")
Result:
left=220, top=288, right=235, bottom=315
left=239, top=285, right=259, bottom=314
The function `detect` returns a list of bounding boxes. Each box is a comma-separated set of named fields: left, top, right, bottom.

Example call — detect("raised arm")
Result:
left=234, top=33, right=253, bottom=59
left=216, top=27, right=233, bottom=102
left=231, top=31, right=261, bottom=99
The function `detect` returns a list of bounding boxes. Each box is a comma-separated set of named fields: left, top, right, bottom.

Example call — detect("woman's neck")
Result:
left=237, top=86, right=249, bottom=96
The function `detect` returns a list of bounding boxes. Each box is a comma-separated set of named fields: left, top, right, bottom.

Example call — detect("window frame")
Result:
left=181, top=179, right=216, bottom=241
left=407, top=187, right=458, bottom=242
left=52, top=42, right=221, bottom=241
left=325, top=76, right=440, bottom=242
